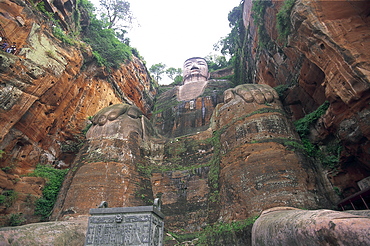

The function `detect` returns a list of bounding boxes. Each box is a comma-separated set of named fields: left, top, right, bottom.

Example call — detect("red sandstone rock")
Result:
left=0, top=217, right=88, bottom=246
left=51, top=104, right=163, bottom=220
left=252, top=207, right=370, bottom=246
left=242, top=0, right=370, bottom=200
left=214, top=84, right=333, bottom=221
left=0, top=0, right=155, bottom=224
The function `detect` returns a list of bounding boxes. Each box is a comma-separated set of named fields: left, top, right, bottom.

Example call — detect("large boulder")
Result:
left=252, top=207, right=370, bottom=246
left=0, top=217, right=88, bottom=246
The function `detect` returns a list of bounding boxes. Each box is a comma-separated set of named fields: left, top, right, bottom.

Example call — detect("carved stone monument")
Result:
left=85, top=199, right=164, bottom=246
left=153, top=57, right=233, bottom=137
left=177, top=57, right=210, bottom=101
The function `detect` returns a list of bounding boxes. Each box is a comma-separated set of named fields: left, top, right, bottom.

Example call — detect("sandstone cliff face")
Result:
left=243, top=0, right=370, bottom=201
left=0, top=0, right=155, bottom=225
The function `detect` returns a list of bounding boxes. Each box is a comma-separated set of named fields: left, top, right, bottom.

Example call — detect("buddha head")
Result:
left=182, top=57, right=209, bottom=84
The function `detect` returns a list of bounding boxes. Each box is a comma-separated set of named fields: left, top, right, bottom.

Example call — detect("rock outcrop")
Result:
left=242, top=0, right=370, bottom=203
left=0, top=217, right=88, bottom=246
left=0, top=0, right=155, bottom=225
left=213, top=84, right=332, bottom=222
left=51, top=104, right=164, bottom=220
left=252, top=207, right=370, bottom=246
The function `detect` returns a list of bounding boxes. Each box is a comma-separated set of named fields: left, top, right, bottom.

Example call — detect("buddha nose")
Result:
left=191, top=63, right=199, bottom=70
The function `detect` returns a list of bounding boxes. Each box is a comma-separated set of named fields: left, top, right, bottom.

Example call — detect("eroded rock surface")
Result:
left=52, top=104, right=164, bottom=220
left=0, top=0, right=155, bottom=225
left=0, top=217, right=88, bottom=246
left=242, top=0, right=370, bottom=205
left=214, top=84, right=333, bottom=221
left=252, top=207, right=370, bottom=246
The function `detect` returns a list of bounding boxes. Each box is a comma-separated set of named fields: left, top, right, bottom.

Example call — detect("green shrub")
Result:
left=293, top=102, right=341, bottom=169
left=252, top=0, right=273, bottom=49
left=0, top=195, right=5, bottom=204
left=167, top=216, right=259, bottom=245
left=82, top=120, right=93, bottom=136
left=197, top=216, right=259, bottom=245
left=61, top=138, right=84, bottom=153
left=294, top=101, right=330, bottom=138
left=36, top=1, right=53, bottom=18
left=274, top=84, right=290, bottom=99
left=0, top=190, right=18, bottom=208
left=53, top=26, right=76, bottom=45
left=29, top=164, right=69, bottom=221
left=8, top=213, right=26, bottom=226
left=333, top=186, right=342, bottom=196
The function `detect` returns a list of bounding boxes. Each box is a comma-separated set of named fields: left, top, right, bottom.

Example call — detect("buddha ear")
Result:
left=207, top=72, right=210, bottom=80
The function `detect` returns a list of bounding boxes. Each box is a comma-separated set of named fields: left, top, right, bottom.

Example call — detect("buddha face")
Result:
left=183, top=57, right=209, bottom=84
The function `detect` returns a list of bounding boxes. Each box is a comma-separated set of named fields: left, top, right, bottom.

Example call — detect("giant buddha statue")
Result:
left=177, top=57, right=210, bottom=101
left=153, top=57, right=233, bottom=137
left=52, top=57, right=333, bottom=233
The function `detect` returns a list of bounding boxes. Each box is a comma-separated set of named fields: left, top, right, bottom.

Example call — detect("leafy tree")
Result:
left=215, top=4, right=244, bottom=57
left=79, top=0, right=132, bottom=68
left=216, top=3, right=247, bottom=85
left=149, top=63, right=166, bottom=82
left=165, top=67, right=182, bottom=81
left=115, top=29, right=130, bottom=45
left=173, top=75, right=183, bottom=85
left=98, top=0, right=133, bottom=29
left=205, top=54, right=229, bottom=71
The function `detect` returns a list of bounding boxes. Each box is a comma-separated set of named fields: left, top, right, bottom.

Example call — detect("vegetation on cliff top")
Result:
left=35, top=0, right=136, bottom=68
left=78, top=0, right=133, bottom=68
left=252, top=0, right=273, bottom=50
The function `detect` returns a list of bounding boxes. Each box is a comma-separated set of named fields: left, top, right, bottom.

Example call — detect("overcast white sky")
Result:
left=93, top=0, right=242, bottom=84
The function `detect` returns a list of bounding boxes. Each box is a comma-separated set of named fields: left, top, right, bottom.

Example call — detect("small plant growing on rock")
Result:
left=0, top=190, right=18, bottom=208
left=8, top=213, right=26, bottom=226
left=333, top=186, right=342, bottom=197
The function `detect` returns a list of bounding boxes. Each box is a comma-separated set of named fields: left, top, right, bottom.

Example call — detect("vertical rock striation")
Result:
left=242, top=0, right=370, bottom=202
left=213, top=84, right=333, bottom=222
left=0, top=0, right=155, bottom=224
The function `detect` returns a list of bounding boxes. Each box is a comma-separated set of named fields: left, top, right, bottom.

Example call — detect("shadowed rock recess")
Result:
left=0, top=0, right=369, bottom=245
